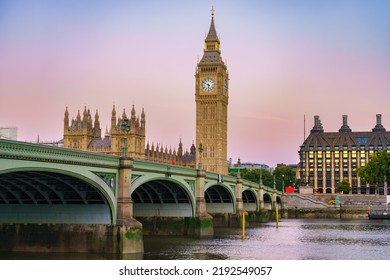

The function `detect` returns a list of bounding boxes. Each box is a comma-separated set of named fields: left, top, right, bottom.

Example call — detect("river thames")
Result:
left=1, top=219, right=390, bottom=260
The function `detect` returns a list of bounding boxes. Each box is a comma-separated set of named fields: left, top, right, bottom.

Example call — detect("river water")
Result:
left=1, top=219, right=390, bottom=260
left=143, top=219, right=390, bottom=260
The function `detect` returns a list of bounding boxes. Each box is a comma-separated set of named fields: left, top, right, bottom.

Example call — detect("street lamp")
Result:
left=259, top=168, right=263, bottom=185
left=198, top=143, right=203, bottom=169
left=120, top=118, right=130, bottom=157
left=237, top=158, right=241, bottom=178
left=273, top=174, right=276, bottom=190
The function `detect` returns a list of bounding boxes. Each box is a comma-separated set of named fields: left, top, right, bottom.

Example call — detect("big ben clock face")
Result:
left=201, top=77, right=215, bottom=92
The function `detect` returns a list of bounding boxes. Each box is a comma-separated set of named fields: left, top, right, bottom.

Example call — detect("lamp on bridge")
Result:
left=198, top=143, right=203, bottom=169
left=120, top=118, right=130, bottom=157
left=237, top=158, right=241, bottom=178
left=273, top=175, right=276, bottom=190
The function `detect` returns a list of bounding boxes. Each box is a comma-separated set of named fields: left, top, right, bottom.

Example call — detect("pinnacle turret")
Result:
left=205, top=6, right=220, bottom=44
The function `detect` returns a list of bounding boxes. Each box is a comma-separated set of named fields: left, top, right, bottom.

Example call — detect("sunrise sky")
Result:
left=0, top=0, right=389, bottom=167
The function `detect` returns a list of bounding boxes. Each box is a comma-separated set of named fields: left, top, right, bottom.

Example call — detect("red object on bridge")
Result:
left=285, top=186, right=294, bottom=193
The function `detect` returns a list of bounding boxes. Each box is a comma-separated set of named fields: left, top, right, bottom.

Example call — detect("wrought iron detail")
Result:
left=185, top=180, right=196, bottom=194
left=94, top=172, right=116, bottom=189
left=131, top=175, right=141, bottom=184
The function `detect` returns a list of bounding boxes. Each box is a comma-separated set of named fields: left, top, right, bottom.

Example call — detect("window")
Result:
left=356, top=137, right=368, bottom=146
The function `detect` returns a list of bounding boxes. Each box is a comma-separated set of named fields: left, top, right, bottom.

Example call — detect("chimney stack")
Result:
left=339, top=114, right=352, bottom=132
left=372, top=114, right=386, bottom=132
left=343, top=115, right=348, bottom=126
left=376, top=114, right=382, bottom=126
left=311, top=115, right=324, bottom=133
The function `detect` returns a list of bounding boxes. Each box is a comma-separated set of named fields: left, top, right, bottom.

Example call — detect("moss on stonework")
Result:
left=124, top=227, right=143, bottom=240
left=171, top=220, right=185, bottom=230
left=188, top=218, right=213, bottom=228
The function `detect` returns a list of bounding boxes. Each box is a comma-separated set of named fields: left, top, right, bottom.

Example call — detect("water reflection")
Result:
left=2, top=219, right=390, bottom=260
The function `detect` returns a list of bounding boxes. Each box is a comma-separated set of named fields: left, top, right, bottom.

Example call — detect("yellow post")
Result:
left=275, top=203, right=279, bottom=228
left=242, top=212, right=246, bottom=240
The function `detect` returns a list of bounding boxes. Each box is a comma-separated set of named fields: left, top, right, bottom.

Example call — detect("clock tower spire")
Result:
left=195, top=7, right=229, bottom=175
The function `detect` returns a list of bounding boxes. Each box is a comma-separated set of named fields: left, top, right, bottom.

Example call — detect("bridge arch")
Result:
left=131, top=175, right=195, bottom=217
left=0, top=166, right=117, bottom=224
left=242, top=188, right=258, bottom=211
left=263, top=193, right=272, bottom=210
left=276, top=196, right=283, bottom=209
left=205, top=183, right=235, bottom=213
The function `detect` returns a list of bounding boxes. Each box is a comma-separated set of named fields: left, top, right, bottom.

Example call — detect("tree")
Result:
left=336, top=179, right=351, bottom=194
left=357, top=151, right=390, bottom=186
left=273, top=165, right=296, bottom=191
left=229, top=168, right=273, bottom=187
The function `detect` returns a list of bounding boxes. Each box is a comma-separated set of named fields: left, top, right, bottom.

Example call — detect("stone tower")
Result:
left=63, top=106, right=100, bottom=150
left=195, top=7, right=229, bottom=174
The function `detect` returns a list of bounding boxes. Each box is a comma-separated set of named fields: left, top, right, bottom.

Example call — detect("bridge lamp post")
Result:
left=120, top=118, right=130, bottom=157
left=198, top=143, right=203, bottom=169
left=237, top=158, right=241, bottom=178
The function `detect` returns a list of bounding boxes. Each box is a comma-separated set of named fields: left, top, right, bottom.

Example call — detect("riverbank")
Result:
left=282, top=193, right=386, bottom=219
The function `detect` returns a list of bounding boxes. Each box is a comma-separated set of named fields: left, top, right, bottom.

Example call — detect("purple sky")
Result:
left=1, top=0, right=389, bottom=167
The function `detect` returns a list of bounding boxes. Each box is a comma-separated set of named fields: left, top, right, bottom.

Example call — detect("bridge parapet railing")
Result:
left=0, top=139, right=119, bottom=168
left=202, top=171, right=281, bottom=195
left=132, top=158, right=198, bottom=178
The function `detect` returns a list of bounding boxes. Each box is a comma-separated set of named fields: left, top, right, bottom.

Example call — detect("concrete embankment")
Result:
left=283, top=193, right=386, bottom=219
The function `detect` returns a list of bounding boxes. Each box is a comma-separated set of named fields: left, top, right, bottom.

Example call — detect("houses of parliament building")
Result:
left=63, top=8, right=229, bottom=175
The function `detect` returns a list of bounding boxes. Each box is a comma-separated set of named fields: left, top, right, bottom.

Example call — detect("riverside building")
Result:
left=299, top=114, right=390, bottom=195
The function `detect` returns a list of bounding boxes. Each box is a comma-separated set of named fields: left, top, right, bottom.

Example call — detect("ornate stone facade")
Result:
left=195, top=8, right=229, bottom=174
left=63, top=106, right=196, bottom=168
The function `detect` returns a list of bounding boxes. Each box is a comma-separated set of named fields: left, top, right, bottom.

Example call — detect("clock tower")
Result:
left=195, top=7, right=229, bottom=174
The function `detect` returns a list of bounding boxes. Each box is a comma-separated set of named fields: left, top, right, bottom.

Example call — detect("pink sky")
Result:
left=1, top=1, right=389, bottom=167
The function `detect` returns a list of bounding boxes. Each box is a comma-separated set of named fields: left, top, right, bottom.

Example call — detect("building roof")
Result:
left=199, top=51, right=224, bottom=65
left=88, top=138, right=111, bottom=149
left=301, top=114, right=390, bottom=151
left=205, top=12, right=220, bottom=43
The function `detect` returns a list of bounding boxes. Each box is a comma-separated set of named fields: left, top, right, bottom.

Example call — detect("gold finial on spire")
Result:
left=211, top=6, right=214, bottom=18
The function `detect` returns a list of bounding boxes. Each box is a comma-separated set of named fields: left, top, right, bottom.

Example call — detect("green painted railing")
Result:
left=0, top=139, right=119, bottom=168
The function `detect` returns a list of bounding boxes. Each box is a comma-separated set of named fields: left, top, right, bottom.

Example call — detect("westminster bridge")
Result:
left=0, top=139, right=282, bottom=254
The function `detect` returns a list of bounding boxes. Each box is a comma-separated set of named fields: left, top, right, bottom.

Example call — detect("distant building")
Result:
left=0, top=127, right=17, bottom=140
left=299, top=114, right=390, bottom=195
left=229, top=161, right=272, bottom=173
left=36, top=139, right=64, bottom=148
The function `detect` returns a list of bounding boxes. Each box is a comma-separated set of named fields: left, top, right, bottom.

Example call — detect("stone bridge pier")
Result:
left=115, top=157, right=143, bottom=254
